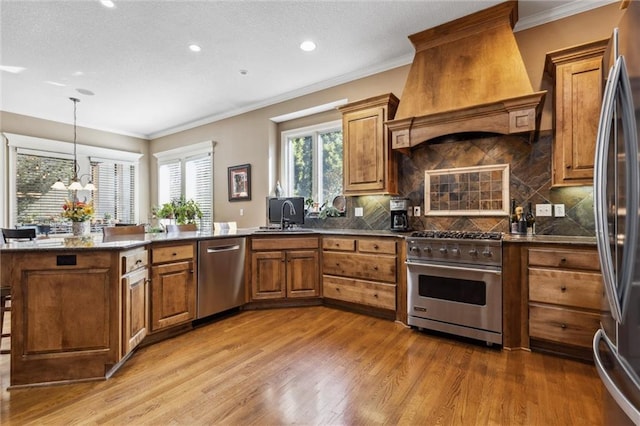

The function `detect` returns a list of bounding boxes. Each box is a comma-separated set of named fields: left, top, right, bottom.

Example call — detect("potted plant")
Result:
left=156, top=198, right=203, bottom=225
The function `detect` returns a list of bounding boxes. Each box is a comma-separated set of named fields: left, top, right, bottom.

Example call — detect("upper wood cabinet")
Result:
left=545, top=39, right=609, bottom=187
left=339, top=93, right=399, bottom=195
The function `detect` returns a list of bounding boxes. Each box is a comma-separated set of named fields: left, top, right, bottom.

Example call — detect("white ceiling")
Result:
left=0, top=0, right=615, bottom=140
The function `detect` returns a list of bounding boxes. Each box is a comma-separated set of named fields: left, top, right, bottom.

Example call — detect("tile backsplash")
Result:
left=306, top=130, right=595, bottom=236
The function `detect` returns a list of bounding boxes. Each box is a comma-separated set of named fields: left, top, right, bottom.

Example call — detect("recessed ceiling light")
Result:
left=239, top=69, right=248, bottom=76
left=72, top=71, right=84, bottom=77
left=76, top=88, right=95, bottom=96
left=300, top=40, right=316, bottom=52
left=189, top=44, right=201, bottom=52
left=45, top=81, right=66, bottom=87
left=100, top=0, right=115, bottom=8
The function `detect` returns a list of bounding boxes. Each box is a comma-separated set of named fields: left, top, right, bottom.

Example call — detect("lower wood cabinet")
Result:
left=149, top=242, right=196, bottom=332
left=527, top=245, right=605, bottom=359
left=322, top=236, right=398, bottom=313
left=121, top=247, right=149, bottom=356
left=250, top=236, right=320, bottom=301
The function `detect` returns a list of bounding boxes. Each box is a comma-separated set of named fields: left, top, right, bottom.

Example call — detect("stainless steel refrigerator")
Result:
left=593, top=2, right=640, bottom=424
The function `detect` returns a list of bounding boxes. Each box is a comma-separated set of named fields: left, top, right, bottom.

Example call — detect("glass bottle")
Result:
left=526, top=202, right=536, bottom=235
left=510, top=198, right=518, bottom=234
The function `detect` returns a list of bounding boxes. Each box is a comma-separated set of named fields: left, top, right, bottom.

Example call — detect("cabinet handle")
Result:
left=190, top=269, right=194, bottom=273
left=566, top=165, right=572, bottom=169
left=373, top=293, right=378, bottom=298
left=135, top=259, right=142, bottom=265
left=560, top=285, right=567, bottom=292
left=373, top=244, right=379, bottom=249
left=172, top=252, right=178, bottom=256
left=335, top=287, right=340, bottom=292
left=561, top=323, right=567, bottom=329
left=560, top=258, right=567, bottom=263
left=373, top=266, right=378, bottom=270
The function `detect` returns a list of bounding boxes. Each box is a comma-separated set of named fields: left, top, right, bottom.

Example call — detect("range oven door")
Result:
left=407, top=261, right=502, bottom=344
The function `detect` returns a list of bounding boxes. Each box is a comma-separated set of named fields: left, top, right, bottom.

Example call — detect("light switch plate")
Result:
left=414, top=206, right=421, bottom=216
left=536, top=204, right=552, bottom=217
left=355, top=207, right=363, bottom=217
left=554, top=204, right=566, bottom=217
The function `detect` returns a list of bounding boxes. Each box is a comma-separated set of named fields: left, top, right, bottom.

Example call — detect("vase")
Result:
left=71, top=221, right=91, bottom=236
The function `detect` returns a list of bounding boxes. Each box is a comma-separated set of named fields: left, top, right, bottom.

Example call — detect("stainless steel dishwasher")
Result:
left=197, top=237, right=245, bottom=319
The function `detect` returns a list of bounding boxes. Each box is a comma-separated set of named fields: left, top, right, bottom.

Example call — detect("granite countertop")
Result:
left=503, top=234, right=596, bottom=245
left=1, top=227, right=596, bottom=252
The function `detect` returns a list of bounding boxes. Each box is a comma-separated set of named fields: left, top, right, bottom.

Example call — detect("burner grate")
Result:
left=410, top=230, right=503, bottom=240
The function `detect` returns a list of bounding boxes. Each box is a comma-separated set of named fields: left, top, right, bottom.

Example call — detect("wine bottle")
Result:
left=510, top=199, right=518, bottom=234
left=517, top=206, right=527, bottom=234
left=526, top=202, right=536, bottom=235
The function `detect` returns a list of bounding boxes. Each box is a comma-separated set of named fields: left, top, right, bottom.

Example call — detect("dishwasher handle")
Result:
left=206, top=244, right=241, bottom=253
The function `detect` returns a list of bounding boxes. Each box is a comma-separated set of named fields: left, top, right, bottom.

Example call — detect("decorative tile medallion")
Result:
left=425, top=164, right=509, bottom=216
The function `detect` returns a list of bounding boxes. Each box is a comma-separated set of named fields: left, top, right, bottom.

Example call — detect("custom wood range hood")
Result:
left=387, top=1, right=546, bottom=153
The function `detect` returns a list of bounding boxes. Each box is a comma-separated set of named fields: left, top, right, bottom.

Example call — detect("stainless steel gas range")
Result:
left=406, top=230, right=503, bottom=345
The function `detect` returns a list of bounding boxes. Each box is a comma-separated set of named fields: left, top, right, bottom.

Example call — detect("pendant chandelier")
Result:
left=51, top=97, right=97, bottom=191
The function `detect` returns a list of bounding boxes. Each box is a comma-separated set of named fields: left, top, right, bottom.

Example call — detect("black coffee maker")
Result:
left=390, top=198, right=410, bottom=231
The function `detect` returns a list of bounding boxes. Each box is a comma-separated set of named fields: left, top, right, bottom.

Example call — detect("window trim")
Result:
left=280, top=120, right=341, bottom=203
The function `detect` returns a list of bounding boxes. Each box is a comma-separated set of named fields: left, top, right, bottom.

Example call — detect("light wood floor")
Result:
left=1, top=306, right=605, bottom=425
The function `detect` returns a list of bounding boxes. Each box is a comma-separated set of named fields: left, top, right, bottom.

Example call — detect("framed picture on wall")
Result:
left=228, top=164, right=251, bottom=201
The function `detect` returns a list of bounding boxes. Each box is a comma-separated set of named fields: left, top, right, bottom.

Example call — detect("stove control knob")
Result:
left=468, top=248, right=478, bottom=256
left=409, top=246, right=420, bottom=254
left=451, top=247, right=460, bottom=255
left=424, top=246, right=432, bottom=254
left=482, top=249, right=493, bottom=258
left=439, top=247, right=448, bottom=254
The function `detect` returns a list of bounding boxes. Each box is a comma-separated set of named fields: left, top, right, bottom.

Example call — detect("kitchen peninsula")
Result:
left=0, top=230, right=253, bottom=388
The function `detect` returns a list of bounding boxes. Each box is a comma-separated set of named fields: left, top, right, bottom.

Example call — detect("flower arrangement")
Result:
left=61, top=199, right=94, bottom=222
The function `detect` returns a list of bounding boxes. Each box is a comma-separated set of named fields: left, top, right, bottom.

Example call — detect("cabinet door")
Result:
left=123, top=267, right=148, bottom=355
left=287, top=250, right=319, bottom=298
left=251, top=251, right=286, bottom=300
left=150, top=260, right=195, bottom=331
left=343, top=106, right=385, bottom=192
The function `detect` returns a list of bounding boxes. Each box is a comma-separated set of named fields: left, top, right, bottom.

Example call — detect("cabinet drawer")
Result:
left=358, top=239, right=396, bottom=255
left=152, top=244, right=194, bottom=264
left=322, top=237, right=356, bottom=252
left=323, top=252, right=396, bottom=283
left=529, top=267, right=605, bottom=310
left=528, top=248, right=600, bottom=271
left=529, top=304, right=601, bottom=348
left=122, top=249, right=148, bottom=273
left=252, top=237, right=319, bottom=251
left=323, top=275, right=395, bottom=310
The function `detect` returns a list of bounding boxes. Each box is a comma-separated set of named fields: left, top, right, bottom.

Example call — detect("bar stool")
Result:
left=0, top=285, right=9, bottom=355
left=1, top=227, right=36, bottom=355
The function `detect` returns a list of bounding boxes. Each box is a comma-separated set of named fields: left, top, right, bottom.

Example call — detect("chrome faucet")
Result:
left=281, top=199, right=296, bottom=230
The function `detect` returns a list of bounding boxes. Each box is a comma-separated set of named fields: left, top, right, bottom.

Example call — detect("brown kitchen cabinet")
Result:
left=545, top=39, right=609, bottom=187
left=527, top=245, right=605, bottom=360
left=322, top=236, right=398, bottom=318
left=250, top=236, right=320, bottom=301
left=120, top=247, right=149, bottom=356
left=338, top=93, right=399, bottom=195
left=149, top=242, right=196, bottom=332
left=2, top=249, right=122, bottom=387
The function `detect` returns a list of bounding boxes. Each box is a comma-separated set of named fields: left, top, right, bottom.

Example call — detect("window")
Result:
left=282, top=121, right=343, bottom=207
left=155, top=141, right=214, bottom=231
left=91, top=160, right=137, bottom=224
left=5, top=133, right=143, bottom=231
left=15, top=153, right=73, bottom=224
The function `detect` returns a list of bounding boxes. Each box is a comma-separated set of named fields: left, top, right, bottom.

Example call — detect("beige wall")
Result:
left=149, top=66, right=410, bottom=227
left=1, top=3, right=625, bottom=228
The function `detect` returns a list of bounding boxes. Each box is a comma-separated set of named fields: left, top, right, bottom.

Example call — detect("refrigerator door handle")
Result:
left=593, top=329, right=640, bottom=425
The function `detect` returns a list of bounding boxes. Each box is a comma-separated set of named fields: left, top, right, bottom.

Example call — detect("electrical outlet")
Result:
left=355, top=207, right=363, bottom=217
left=414, top=206, right=421, bottom=216
left=240, top=208, right=244, bottom=216
left=536, top=204, right=552, bottom=217
left=554, top=204, right=566, bottom=217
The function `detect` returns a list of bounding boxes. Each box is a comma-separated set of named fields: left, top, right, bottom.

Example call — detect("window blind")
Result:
left=185, top=154, right=213, bottom=231
left=92, top=161, right=136, bottom=224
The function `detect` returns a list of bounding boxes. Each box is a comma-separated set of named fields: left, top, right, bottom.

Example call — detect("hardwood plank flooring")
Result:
left=0, top=306, right=605, bottom=425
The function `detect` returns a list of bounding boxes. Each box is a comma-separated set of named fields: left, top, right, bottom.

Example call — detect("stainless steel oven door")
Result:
left=407, top=261, right=502, bottom=343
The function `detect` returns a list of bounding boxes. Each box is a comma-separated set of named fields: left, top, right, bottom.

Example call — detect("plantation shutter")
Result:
left=185, top=153, right=213, bottom=231
left=158, top=160, right=182, bottom=206
left=91, top=160, right=136, bottom=224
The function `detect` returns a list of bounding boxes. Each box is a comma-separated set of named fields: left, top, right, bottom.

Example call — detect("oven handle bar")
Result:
left=406, top=261, right=502, bottom=276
